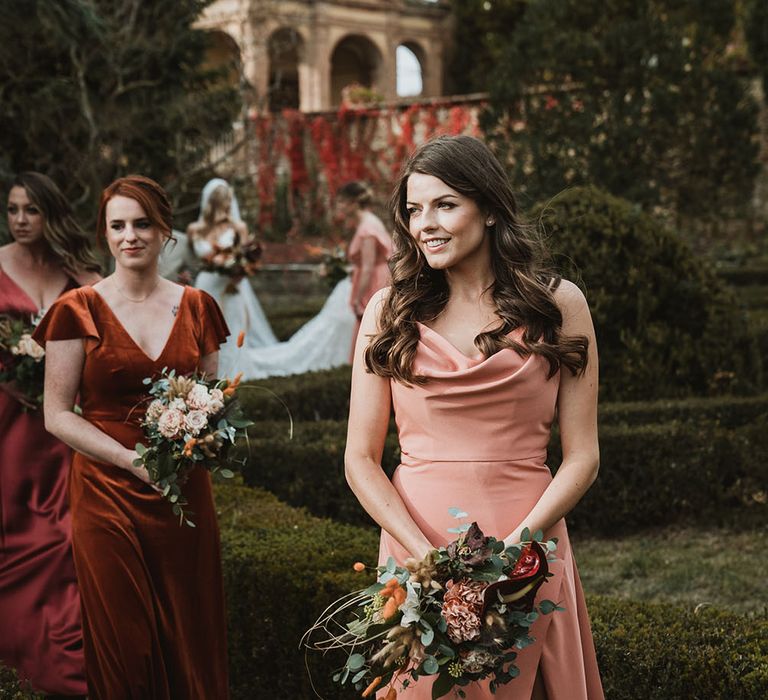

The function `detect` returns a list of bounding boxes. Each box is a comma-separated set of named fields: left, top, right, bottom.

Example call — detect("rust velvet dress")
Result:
left=0, top=269, right=86, bottom=695
left=32, top=285, right=230, bottom=700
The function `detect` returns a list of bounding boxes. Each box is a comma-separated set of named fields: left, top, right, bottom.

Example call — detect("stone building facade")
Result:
left=196, top=0, right=452, bottom=112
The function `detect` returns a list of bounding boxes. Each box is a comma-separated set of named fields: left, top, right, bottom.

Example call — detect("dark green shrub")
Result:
left=588, top=596, right=768, bottom=699
left=534, top=186, right=763, bottom=399
left=550, top=418, right=768, bottom=533
left=213, top=484, right=768, bottom=699
left=486, top=0, right=759, bottom=220
left=242, top=412, right=768, bottom=534
left=216, top=483, right=376, bottom=699
left=239, top=367, right=351, bottom=421
left=599, top=394, right=768, bottom=428
left=242, top=420, right=399, bottom=524
left=0, top=667, right=40, bottom=699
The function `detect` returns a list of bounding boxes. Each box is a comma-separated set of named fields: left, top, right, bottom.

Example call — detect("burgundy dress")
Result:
left=33, top=285, right=230, bottom=700
left=0, top=269, right=86, bottom=695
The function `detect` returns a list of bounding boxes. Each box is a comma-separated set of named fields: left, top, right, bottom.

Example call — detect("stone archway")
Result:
left=396, top=41, right=426, bottom=97
left=268, top=27, right=304, bottom=111
left=203, top=29, right=242, bottom=89
left=330, top=34, right=383, bottom=106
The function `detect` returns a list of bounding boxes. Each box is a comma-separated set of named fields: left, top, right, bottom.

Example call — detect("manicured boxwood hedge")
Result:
left=242, top=414, right=768, bottom=534
left=240, top=367, right=351, bottom=422
left=240, top=368, right=768, bottom=427
left=3, top=485, right=766, bottom=699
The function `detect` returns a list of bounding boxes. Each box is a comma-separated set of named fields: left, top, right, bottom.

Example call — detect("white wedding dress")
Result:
left=191, top=179, right=357, bottom=379
left=232, top=276, right=356, bottom=379
left=192, top=230, right=278, bottom=378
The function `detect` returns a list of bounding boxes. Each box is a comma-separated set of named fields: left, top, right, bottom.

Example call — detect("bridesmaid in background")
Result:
left=34, top=175, right=229, bottom=699
left=345, top=136, right=603, bottom=699
left=337, top=181, right=393, bottom=320
left=335, top=181, right=393, bottom=357
left=0, top=172, right=100, bottom=696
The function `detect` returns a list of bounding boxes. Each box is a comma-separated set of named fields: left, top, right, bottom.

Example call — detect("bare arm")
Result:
left=504, top=281, right=599, bottom=546
left=43, top=338, right=151, bottom=483
left=351, top=237, right=377, bottom=317
left=344, top=289, right=434, bottom=560
left=199, top=351, right=219, bottom=379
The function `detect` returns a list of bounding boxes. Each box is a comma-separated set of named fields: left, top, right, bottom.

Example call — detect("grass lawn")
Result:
left=573, top=526, right=768, bottom=615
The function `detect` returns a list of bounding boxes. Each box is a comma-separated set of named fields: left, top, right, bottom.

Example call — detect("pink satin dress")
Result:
left=348, top=210, right=393, bottom=314
left=0, top=269, right=86, bottom=695
left=379, top=324, right=604, bottom=699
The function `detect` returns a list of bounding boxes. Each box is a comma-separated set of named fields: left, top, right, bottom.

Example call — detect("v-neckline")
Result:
left=0, top=266, right=72, bottom=313
left=416, top=321, right=487, bottom=363
left=91, top=285, right=188, bottom=363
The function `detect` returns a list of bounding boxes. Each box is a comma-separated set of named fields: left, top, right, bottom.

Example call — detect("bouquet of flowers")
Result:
left=0, top=311, right=46, bottom=409
left=305, top=242, right=349, bottom=289
left=304, top=511, right=563, bottom=699
left=133, top=368, right=253, bottom=526
left=199, top=228, right=262, bottom=293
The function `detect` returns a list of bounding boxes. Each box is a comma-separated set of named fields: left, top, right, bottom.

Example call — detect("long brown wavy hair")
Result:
left=364, top=135, right=589, bottom=385
left=12, top=172, right=101, bottom=275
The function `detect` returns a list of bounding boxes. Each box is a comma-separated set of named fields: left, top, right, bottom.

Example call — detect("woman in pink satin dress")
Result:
left=336, top=181, right=393, bottom=357
left=345, top=136, right=603, bottom=699
left=0, top=172, right=100, bottom=696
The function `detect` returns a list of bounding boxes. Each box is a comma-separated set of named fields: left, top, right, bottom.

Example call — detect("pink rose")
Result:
left=184, top=409, right=208, bottom=436
left=146, top=399, right=165, bottom=423
left=186, top=384, right=212, bottom=411
left=157, top=408, right=184, bottom=439
left=207, top=388, right=225, bottom=415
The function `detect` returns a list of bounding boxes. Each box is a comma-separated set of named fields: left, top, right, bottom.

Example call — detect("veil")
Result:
left=199, top=177, right=242, bottom=223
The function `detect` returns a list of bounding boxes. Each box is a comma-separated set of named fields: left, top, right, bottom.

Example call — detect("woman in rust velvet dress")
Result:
left=1, top=172, right=100, bottom=696
left=33, top=176, right=230, bottom=699
left=345, top=137, right=603, bottom=699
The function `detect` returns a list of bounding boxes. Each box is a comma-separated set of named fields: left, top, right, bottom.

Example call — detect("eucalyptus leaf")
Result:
left=347, top=653, right=366, bottom=671
left=351, top=670, right=367, bottom=683
left=447, top=507, right=468, bottom=519
left=422, top=656, right=439, bottom=675
left=520, top=527, right=531, bottom=542
left=437, top=643, right=455, bottom=658
left=219, top=468, right=235, bottom=479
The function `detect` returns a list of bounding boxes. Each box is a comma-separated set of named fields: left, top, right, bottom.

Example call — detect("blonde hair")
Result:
left=202, top=184, right=233, bottom=227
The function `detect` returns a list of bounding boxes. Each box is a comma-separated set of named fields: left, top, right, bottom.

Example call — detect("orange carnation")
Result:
left=353, top=562, right=366, bottom=572
left=381, top=597, right=399, bottom=619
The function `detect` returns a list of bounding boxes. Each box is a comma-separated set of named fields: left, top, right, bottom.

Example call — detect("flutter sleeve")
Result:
left=196, top=290, right=230, bottom=356
left=32, top=289, right=99, bottom=348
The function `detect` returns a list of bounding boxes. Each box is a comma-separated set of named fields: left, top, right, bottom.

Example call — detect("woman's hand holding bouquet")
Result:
left=305, top=510, right=563, bottom=698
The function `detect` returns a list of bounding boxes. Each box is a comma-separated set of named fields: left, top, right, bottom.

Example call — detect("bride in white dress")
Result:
left=190, top=178, right=358, bottom=379
left=188, top=179, right=277, bottom=377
